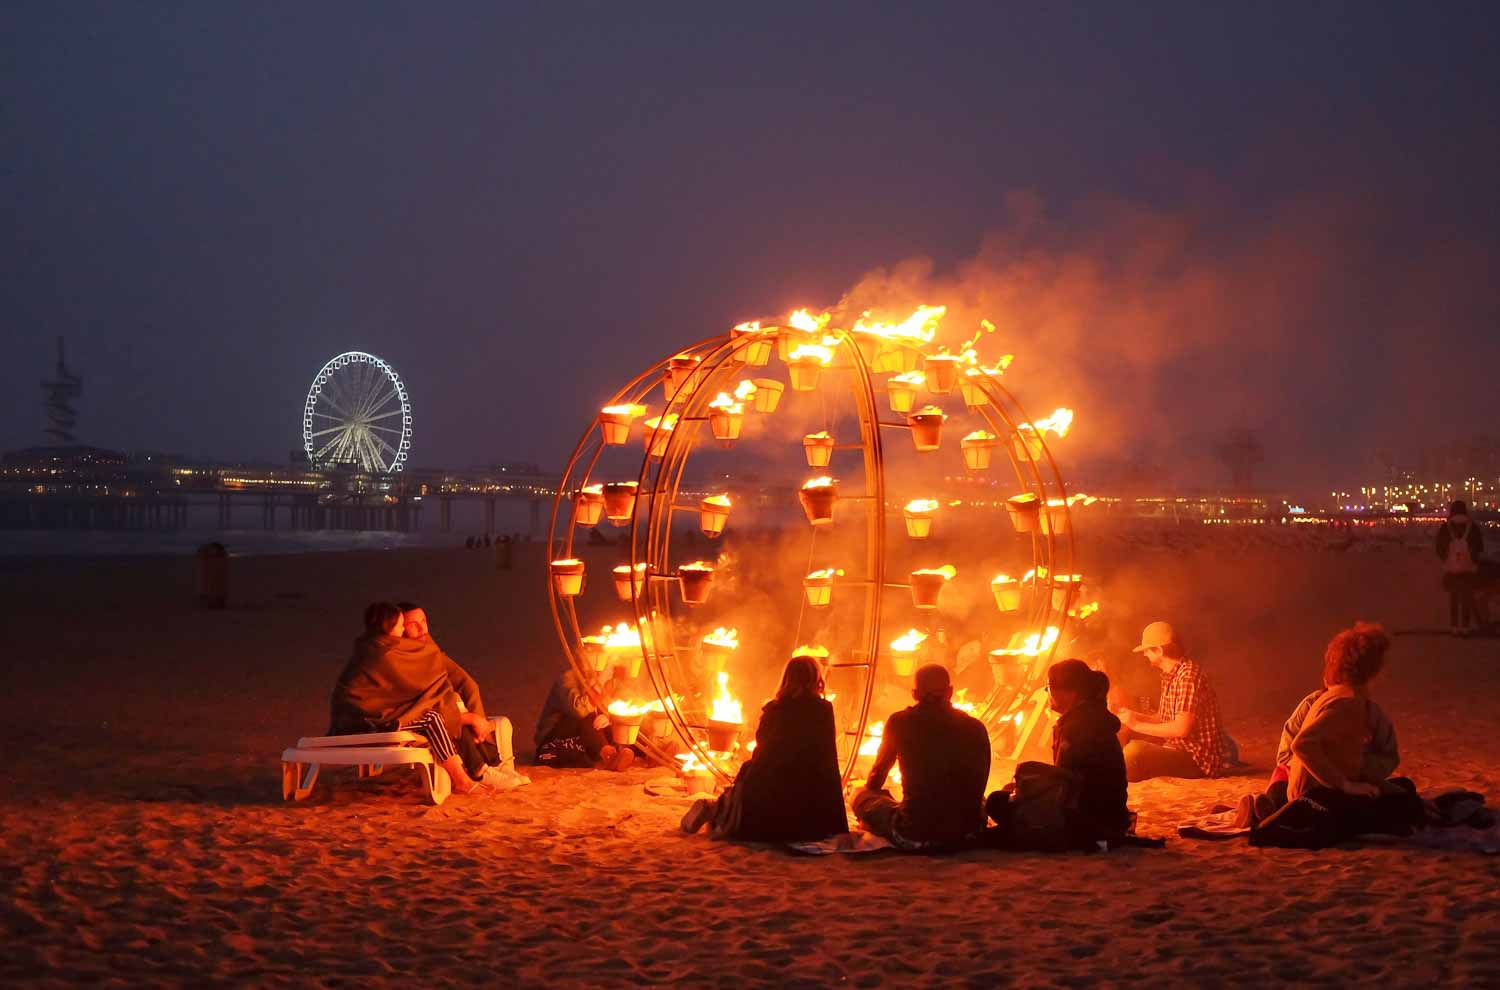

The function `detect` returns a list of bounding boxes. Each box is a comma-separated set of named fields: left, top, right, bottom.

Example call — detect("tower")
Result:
left=42, top=337, right=82, bottom=445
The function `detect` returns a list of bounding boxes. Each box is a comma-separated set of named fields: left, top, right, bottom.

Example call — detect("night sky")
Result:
left=4, top=3, right=1497, bottom=485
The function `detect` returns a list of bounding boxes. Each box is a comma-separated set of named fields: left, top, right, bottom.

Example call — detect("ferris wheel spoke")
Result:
left=314, top=391, right=353, bottom=420
left=307, top=425, right=347, bottom=439
left=360, top=384, right=400, bottom=419
left=361, top=431, right=390, bottom=472
left=370, top=432, right=399, bottom=458
left=313, top=432, right=346, bottom=462
left=366, top=407, right=405, bottom=421
left=368, top=424, right=403, bottom=434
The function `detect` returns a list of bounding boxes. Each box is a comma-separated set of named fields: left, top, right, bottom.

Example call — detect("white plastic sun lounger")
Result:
left=280, top=715, right=514, bottom=806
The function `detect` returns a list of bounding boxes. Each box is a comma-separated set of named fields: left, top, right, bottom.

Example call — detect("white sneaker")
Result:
left=477, top=767, right=524, bottom=792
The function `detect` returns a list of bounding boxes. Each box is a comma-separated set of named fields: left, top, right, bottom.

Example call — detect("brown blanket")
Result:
left=328, top=633, right=484, bottom=738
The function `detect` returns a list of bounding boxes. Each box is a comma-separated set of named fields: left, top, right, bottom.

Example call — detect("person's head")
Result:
left=776, top=655, right=825, bottom=701
left=1449, top=500, right=1469, bottom=519
left=1132, top=620, right=1185, bottom=672
left=1323, top=621, right=1390, bottom=690
left=1047, top=658, right=1111, bottom=714
left=913, top=663, right=953, bottom=705
left=363, top=601, right=404, bottom=637
left=396, top=602, right=428, bottom=640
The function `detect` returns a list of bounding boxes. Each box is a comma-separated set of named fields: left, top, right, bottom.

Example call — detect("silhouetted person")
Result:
left=680, top=656, right=848, bottom=842
left=1436, top=499, right=1487, bottom=635
left=853, top=664, right=989, bottom=850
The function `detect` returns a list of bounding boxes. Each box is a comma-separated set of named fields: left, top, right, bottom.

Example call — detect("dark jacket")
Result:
left=329, top=633, right=482, bottom=738
left=869, top=699, right=990, bottom=844
left=1051, top=699, right=1131, bottom=846
left=724, top=695, right=848, bottom=843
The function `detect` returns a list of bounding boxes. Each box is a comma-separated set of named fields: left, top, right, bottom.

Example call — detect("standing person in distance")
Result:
left=1436, top=500, right=1488, bottom=636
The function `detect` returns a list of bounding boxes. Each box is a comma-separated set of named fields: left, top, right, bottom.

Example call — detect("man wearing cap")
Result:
left=853, top=664, right=991, bottom=850
left=1115, top=621, right=1225, bottom=781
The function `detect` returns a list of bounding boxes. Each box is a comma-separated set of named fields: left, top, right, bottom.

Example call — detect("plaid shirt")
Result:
left=1155, top=659, right=1225, bottom=776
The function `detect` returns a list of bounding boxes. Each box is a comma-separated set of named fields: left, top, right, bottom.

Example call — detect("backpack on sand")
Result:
left=1445, top=522, right=1477, bottom=575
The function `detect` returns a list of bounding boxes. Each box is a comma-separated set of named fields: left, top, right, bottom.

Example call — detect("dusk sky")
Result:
left=4, top=2, right=1497, bottom=485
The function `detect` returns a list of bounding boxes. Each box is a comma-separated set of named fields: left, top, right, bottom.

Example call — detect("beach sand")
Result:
left=2, top=540, right=1498, bottom=987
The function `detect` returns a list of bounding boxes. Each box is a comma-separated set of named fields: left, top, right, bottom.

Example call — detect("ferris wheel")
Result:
left=302, top=351, right=412, bottom=473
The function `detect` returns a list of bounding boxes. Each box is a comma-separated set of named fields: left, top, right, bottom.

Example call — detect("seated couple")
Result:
left=534, top=661, right=638, bottom=771
left=1240, top=622, right=1423, bottom=846
left=329, top=601, right=529, bottom=794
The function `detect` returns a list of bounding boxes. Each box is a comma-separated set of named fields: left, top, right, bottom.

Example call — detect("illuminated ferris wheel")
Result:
left=302, top=351, right=412, bottom=473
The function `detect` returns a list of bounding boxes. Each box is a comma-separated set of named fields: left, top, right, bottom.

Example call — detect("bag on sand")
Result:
left=1446, top=522, right=1477, bottom=574
left=1007, top=761, right=1078, bottom=851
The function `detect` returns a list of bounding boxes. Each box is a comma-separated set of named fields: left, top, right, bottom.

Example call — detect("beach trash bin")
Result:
left=196, top=542, right=228, bottom=609
left=496, top=536, right=513, bottom=571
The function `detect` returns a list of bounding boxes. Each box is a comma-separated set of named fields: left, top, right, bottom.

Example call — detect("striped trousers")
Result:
left=399, top=710, right=457, bottom=763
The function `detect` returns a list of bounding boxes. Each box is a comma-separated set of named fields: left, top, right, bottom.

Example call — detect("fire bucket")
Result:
left=909, top=569, right=950, bottom=609
left=908, top=410, right=946, bottom=452
left=574, top=488, right=605, bottom=527
left=751, top=379, right=784, bottom=413
left=803, top=573, right=834, bottom=607
left=1039, top=500, right=1071, bottom=535
left=923, top=354, right=960, bottom=394
left=699, top=497, right=731, bottom=537
left=709, top=408, right=743, bottom=441
left=787, top=356, right=824, bottom=392
left=1013, top=429, right=1045, bottom=462
left=643, top=709, right=674, bottom=741
left=599, top=411, right=633, bottom=446
left=990, top=576, right=1021, bottom=612
left=903, top=503, right=935, bottom=539
left=988, top=650, right=1025, bottom=689
left=603, top=482, right=638, bottom=522
left=609, top=715, right=643, bottom=746
left=892, top=652, right=918, bottom=677
left=550, top=559, right=585, bottom=597
left=701, top=640, right=735, bottom=672
left=886, top=377, right=919, bottom=414
left=679, top=564, right=715, bottom=604
left=1050, top=577, right=1084, bottom=611
left=1005, top=493, right=1040, bottom=533
left=777, top=328, right=816, bottom=362
left=580, top=636, right=607, bottom=671
left=798, top=483, right=838, bottom=525
left=731, top=325, right=773, bottom=366
left=612, top=564, right=650, bottom=602
left=643, top=419, right=675, bottom=459
left=663, top=355, right=702, bottom=396
left=707, top=719, right=740, bottom=751
left=803, top=432, right=835, bottom=468
left=961, top=433, right=997, bottom=472
left=957, top=372, right=992, bottom=408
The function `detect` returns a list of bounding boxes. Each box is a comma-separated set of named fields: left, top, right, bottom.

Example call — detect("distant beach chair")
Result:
left=280, top=715, right=513, bottom=806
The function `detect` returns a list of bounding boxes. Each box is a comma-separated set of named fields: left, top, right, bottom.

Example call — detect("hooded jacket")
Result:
left=1051, top=698, right=1131, bottom=845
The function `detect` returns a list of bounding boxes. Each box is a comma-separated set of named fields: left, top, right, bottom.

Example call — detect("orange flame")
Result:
left=802, top=476, right=836, bottom=490
left=711, top=670, right=744, bottom=724
left=890, top=628, right=928, bottom=652
left=702, top=626, right=739, bottom=649
left=904, top=498, right=939, bottom=514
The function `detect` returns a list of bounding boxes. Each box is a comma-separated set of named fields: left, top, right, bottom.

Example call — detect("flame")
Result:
left=962, top=429, right=997, bottom=443
left=890, top=628, right=928, bottom=653
left=1069, top=601, right=1101, bottom=620
left=612, top=562, right=650, bottom=576
left=644, top=413, right=679, bottom=434
left=708, top=392, right=743, bottom=413
left=805, top=430, right=833, bottom=440
left=805, top=567, right=845, bottom=581
left=1031, top=408, right=1075, bottom=438
left=733, top=379, right=758, bottom=402
left=788, top=343, right=834, bottom=365
left=802, top=476, right=836, bottom=490
left=904, top=498, right=939, bottom=514
left=787, top=308, right=831, bottom=333
left=731, top=320, right=762, bottom=335
left=680, top=559, right=715, bottom=573
left=964, top=356, right=1014, bottom=377
left=1011, top=626, right=1061, bottom=656
left=606, top=699, right=654, bottom=718
left=911, top=404, right=948, bottom=420
left=601, top=622, right=643, bottom=651
left=990, top=573, right=1018, bottom=586
left=711, top=671, right=744, bottom=724
left=580, top=483, right=603, bottom=495
left=701, top=493, right=732, bottom=508
left=600, top=403, right=646, bottom=418
left=792, top=644, right=830, bottom=660
left=677, top=751, right=716, bottom=773
left=912, top=565, right=957, bottom=581
left=891, top=371, right=926, bottom=387
left=551, top=557, right=583, bottom=567
left=702, top=626, right=739, bottom=649
left=952, top=689, right=978, bottom=716
left=857, top=720, right=885, bottom=757
left=850, top=305, right=946, bottom=343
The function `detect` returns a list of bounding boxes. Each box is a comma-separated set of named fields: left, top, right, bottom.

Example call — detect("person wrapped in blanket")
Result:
left=679, top=656, right=848, bottom=842
left=1249, top=622, right=1425, bottom=848
left=533, top=661, right=636, bottom=771
left=985, top=659, right=1133, bottom=851
left=329, top=602, right=526, bottom=794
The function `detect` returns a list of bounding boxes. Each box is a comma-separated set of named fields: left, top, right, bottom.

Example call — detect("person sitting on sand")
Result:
left=1115, top=621, right=1225, bottom=781
left=987, top=659, right=1131, bottom=850
left=1251, top=622, right=1424, bottom=845
left=680, top=656, right=849, bottom=842
left=534, top=661, right=635, bottom=771
left=329, top=602, right=516, bottom=794
left=1235, top=663, right=1399, bottom=827
left=852, top=664, right=990, bottom=851
left=396, top=602, right=528, bottom=788
left=1436, top=499, right=1488, bottom=636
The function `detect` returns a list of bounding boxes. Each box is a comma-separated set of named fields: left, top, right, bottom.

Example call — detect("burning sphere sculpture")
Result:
left=547, top=310, right=1084, bottom=784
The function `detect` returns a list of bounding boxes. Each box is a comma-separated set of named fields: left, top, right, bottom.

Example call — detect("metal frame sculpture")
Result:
left=546, top=322, right=1078, bottom=785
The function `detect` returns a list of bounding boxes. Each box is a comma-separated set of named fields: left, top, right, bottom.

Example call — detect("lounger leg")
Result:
left=368, top=763, right=384, bottom=777
left=419, top=763, right=451, bottom=806
left=282, top=761, right=296, bottom=800
left=294, top=763, right=320, bottom=801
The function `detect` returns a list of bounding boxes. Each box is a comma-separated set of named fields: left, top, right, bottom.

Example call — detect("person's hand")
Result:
left=461, top=711, right=491, bottom=741
left=593, top=713, right=610, bottom=730
left=1117, top=708, right=1137, bottom=729
left=1341, top=780, right=1380, bottom=798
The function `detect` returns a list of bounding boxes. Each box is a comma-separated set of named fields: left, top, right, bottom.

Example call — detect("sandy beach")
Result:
left=3, top=538, right=1498, bottom=988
